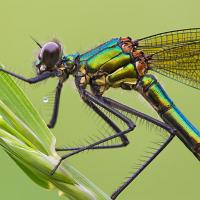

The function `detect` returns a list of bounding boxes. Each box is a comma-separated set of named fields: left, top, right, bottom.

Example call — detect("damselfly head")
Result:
left=35, top=41, right=63, bottom=74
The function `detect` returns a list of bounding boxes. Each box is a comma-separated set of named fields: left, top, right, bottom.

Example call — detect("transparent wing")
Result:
left=137, top=28, right=200, bottom=55
left=149, top=41, right=200, bottom=89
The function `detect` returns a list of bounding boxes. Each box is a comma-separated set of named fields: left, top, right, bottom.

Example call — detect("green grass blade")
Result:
left=0, top=65, right=55, bottom=155
left=0, top=65, right=111, bottom=200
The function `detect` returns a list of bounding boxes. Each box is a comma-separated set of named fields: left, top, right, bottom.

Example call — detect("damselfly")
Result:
left=0, top=28, right=200, bottom=199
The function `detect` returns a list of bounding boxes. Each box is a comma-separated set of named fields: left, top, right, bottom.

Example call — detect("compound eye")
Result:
left=39, top=42, right=61, bottom=68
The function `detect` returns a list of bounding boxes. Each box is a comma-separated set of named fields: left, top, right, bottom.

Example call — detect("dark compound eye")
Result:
left=39, top=42, right=61, bottom=68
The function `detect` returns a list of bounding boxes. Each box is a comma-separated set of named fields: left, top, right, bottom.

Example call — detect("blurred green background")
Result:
left=0, top=0, right=199, bottom=199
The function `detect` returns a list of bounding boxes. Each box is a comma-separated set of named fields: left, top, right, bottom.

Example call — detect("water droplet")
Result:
left=43, top=97, right=49, bottom=103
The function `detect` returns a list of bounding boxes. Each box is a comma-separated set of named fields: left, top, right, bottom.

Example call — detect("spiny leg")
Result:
left=100, top=97, right=176, bottom=199
left=0, top=68, right=56, bottom=83
left=111, top=134, right=175, bottom=200
left=56, top=94, right=176, bottom=152
left=56, top=98, right=129, bottom=151
left=54, top=91, right=176, bottom=198
left=51, top=90, right=136, bottom=174
left=103, top=96, right=176, bottom=133
left=47, top=80, right=63, bottom=128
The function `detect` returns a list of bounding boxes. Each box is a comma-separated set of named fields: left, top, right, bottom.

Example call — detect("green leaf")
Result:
left=9, top=153, right=52, bottom=189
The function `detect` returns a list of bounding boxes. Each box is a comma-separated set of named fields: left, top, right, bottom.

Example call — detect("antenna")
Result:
left=30, top=35, right=42, bottom=48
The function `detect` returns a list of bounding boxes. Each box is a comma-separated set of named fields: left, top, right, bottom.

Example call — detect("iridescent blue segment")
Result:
left=80, top=38, right=119, bottom=61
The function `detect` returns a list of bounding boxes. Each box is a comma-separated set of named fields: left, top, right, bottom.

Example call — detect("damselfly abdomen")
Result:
left=1, top=28, right=200, bottom=199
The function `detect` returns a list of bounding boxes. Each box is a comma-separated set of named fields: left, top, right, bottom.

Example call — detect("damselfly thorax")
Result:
left=75, top=37, right=148, bottom=96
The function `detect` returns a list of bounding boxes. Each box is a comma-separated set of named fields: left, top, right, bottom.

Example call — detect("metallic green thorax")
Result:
left=79, top=38, right=138, bottom=90
left=136, top=75, right=200, bottom=160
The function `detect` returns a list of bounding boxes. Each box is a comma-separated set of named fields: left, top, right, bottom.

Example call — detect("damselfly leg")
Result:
left=56, top=96, right=176, bottom=152
left=111, top=134, right=175, bottom=199
left=51, top=89, right=136, bottom=174
left=56, top=90, right=131, bottom=152
left=102, top=97, right=176, bottom=199
left=53, top=90, right=176, bottom=175
left=56, top=98, right=130, bottom=151
left=0, top=68, right=63, bottom=128
left=47, top=80, right=63, bottom=128
left=0, top=68, right=56, bottom=83
left=55, top=93, right=176, bottom=199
